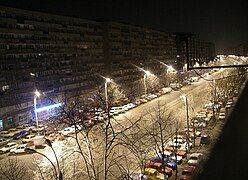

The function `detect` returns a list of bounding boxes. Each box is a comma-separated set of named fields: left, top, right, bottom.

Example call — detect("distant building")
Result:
left=174, top=33, right=215, bottom=69
left=224, top=42, right=248, bottom=56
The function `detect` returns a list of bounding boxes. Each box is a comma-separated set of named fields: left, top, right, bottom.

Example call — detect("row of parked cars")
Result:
left=130, top=130, right=204, bottom=180
left=0, top=123, right=66, bottom=155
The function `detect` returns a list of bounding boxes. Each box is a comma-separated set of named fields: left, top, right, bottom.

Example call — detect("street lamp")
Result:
left=180, top=95, right=190, bottom=153
left=143, top=70, right=152, bottom=95
left=34, top=90, right=41, bottom=135
left=104, top=77, right=112, bottom=111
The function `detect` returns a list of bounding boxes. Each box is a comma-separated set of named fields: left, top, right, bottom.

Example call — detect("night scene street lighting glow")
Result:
left=157, top=60, right=176, bottom=73
left=142, top=69, right=154, bottom=95
left=133, top=65, right=155, bottom=95
left=102, top=76, right=114, bottom=111
left=34, top=90, right=41, bottom=135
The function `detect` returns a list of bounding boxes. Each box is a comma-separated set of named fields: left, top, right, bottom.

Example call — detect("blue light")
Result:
left=35, top=103, right=61, bottom=113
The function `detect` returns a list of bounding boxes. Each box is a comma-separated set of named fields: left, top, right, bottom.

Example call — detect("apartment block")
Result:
left=175, top=33, right=215, bottom=69
left=103, top=22, right=177, bottom=97
left=0, top=6, right=105, bottom=129
left=0, top=6, right=189, bottom=129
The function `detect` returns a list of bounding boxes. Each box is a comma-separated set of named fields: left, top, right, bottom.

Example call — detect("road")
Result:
left=0, top=70, right=225, bottom=180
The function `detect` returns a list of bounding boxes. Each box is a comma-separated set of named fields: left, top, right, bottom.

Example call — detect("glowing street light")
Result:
left=104, top=77, right=113, bottom=111
left=34, top=90, right=41, bottom=135
left=143, top=70, right=153, bottom=95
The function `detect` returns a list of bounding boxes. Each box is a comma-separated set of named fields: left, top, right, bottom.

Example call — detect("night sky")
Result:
left=0, top=0, right=247, bottom=53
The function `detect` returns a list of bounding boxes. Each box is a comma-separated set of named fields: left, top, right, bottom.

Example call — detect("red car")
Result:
left=180, top=166, right=197, bottom=180
left=166, top=145, right=187, bottom=158
left=145, top=161, right=173, bottom=176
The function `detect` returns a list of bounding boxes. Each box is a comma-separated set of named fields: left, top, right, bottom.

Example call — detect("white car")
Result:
left=109, top=107, right=125, bottom=115
left=0, top=138, right=10, bottom=146
left=226, top=102, right=232, bottom=108
left=0, top=142, right=18, bottom=153
left=0, top=131, right=10, bottom=138
left=179, top=142, right=193, bottom=151
left=170, top=155, right=183, bottom=164
left=22, top=134, right=35, bottom=143
left=188, top=153, right=203, bottom=166
left=10, top=144, right=28, bottom=154
left=184, top=128, right=201, bottom=137
left=219, top=112, right=226, bottom=120
left=59, top=127, right=76, bottom=136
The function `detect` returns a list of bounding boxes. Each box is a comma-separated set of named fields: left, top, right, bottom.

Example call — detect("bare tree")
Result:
left=0, top=157, right=32, bottom=180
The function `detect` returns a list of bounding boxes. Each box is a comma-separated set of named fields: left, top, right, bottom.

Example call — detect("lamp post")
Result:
left=105, top=78, right=111, bottom=111
left=34, top=90, right=41, bottom=135
left=143, top=70, right=152, bottom=95
left=180, top=95, right=190, bottom=153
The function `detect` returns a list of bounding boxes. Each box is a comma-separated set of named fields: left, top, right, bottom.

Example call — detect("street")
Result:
left=0, top=68, right=242, bottom=180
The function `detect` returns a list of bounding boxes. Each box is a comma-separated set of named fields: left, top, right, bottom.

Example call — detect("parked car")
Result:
left=145, top=162, right=173, bottom=176
left=59, top=127, right=76, bottom=136
left=170, top=83, right=182, bottom=90
left=149, top=155, right=177, bottom=170
left=0, top=142, right=18, bottom=153
left=109, top=106, right=125, bottom=115
left=0, top=131, right=10, bottom=138
left=6, top=128, right=20, bottom=138
left=170, top=154, right=183, bottom=164
left=13, top=130, right=30, bottom=140
left=180, top=166, right=197, bottom=180
left=140, top=98, right=148, bottom=103
left=0, top=138, right=10, bottom=146
left=188, top=153, right=203, bottom=166
left=219, top=112, right=226, bottom=120
left=144, top=168, right=165, bottom=180
left=200, top=135, right=210, bottom=144
left=130, top=173, right=147, bottom=180
left=22, top=134, right=35, bottom=143
left=184, top=128, right=201, bottom=137
left=226, top=101, right=232, bottom=108
left=9, top=144, right=29, bottom=154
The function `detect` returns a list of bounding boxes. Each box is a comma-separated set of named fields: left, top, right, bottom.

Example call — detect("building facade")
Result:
left=175, top=33, right=215, bottom=69
left=103, top=22, right=177, bottom=98
left=1, top=6, right=213, bottom=129
left=0, top=6, right=105, bottom=129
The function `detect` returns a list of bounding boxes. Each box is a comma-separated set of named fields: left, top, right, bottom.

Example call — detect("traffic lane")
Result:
left=115, top=80, right=209, bottom=128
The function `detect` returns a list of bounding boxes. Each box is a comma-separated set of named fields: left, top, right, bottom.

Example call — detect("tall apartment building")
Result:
left=0, top=6, right=181, bottom=129
left=103, top=22, right=177, bottom=97
left=175, top=33, right=215, bottom=69
left=0, top=6, right=105, bottom=129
